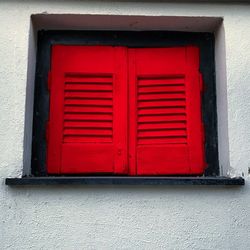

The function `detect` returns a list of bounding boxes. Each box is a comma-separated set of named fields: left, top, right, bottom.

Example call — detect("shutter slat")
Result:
left=138, top=93, right=185, bottom=101
left=64, top=128, right=112, bottom=136
left=138, top=114, right=186, bottom=123
left=64, top=99, right=112, bottom=106
left=64, top=106, right=112, bottom=114
left=65, top=91, right=112, bottom=99
left=64, top=136, right=112, bottom=143
left=138, top=77, right=184, bottom=86
left=65, top=84, right=112, bottom=92
left=138, top=100, right=186, bottom=108
left=138, top=85, right=185, bottom=94
left=138, top=107, right=185, bottom=115
left=65, top=76, right=112, bottom=83
left=138, top=129, right=186, bottom=138
left=138, top=122, right=186, bottom=130
left=64, top=121, right=112, bottom=128
left=64, top=113, right=113, bottom=121
left=138, top=137, right=187, bottom=145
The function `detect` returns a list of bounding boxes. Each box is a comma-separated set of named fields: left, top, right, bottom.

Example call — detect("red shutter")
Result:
left=47, top=45, right=128, bottom=174
left=47, top=45, right=205, bottom=175
left=129, top=47, right=206, bottom=175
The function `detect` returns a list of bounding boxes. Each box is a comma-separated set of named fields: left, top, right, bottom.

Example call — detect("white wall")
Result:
left=1, top=1, right=250, bottom=249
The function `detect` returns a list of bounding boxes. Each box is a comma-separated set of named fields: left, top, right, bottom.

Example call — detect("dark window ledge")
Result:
left=5, top=176, right=244, bottom=186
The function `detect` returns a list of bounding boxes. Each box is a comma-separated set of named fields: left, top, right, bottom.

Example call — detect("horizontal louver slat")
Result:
left=138, top=129, right=187, bottom=138
left=64, top=114, right=113, bottom=121
left=65, top=81, right=112, bottom=91
left=138, top=115, right=186, bottom=123
left=63, top=74, right=113, bottom=143
left=138, top=85, right=185, bottom=94
left=64, top=99, right=112, bottom=106
left=138, top=100, right=186, bottom=108
left=64, top=136, right=112, bottom=143
left=138, top=77, right=184, bottom=86
left=64, top=121, right=112, bottom=128
left=65, top=75, right=112, bottom=83
left=138, top=122, right=186, bottom=130
left=64, top=106, right=112, bottom=114
left=64, top=128, right=112, bottom=136
left=138, top=107, right=185, bottom=115
left=64, top=91, right=112, bottom=99
left=138, top=137, right=187, bottom=145
left=138, top=93, right=185, bottom=101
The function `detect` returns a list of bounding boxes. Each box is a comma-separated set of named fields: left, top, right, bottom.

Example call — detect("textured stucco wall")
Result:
left=1, top=1, right=250, bottom=249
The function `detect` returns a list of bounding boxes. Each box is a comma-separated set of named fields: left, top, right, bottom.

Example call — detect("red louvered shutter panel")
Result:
left=47, top=45, right=205, bottom=175
left=47, top=45, right=128, bottom=174
left=128, top=47, right=206, bottom=175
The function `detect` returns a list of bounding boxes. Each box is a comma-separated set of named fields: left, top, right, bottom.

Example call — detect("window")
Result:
left=32, top=31, right=219, bottom=177
left=47, top=44, right=205, bottom=175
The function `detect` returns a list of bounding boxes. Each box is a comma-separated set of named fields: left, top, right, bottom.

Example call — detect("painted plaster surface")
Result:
left=1, top=1, right=250, bottom=249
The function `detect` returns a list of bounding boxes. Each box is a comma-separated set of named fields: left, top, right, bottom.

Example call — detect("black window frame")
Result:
left=32, top=30, right=219, bottom=177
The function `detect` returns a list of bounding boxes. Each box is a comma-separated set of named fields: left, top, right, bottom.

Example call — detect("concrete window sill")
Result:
left=5, top=176, right=244, bottom=186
